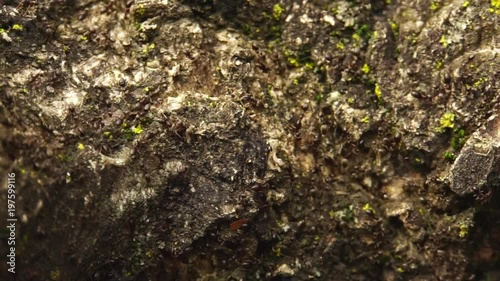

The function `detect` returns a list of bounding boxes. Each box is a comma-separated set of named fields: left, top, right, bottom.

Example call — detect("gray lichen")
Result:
left=450, top=114, right=499, bottom=198
left=0, top=0, right=499, bottom=280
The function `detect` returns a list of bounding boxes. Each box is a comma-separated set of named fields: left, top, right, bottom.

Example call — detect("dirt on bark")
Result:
left=0, top=0, right=499, bottom=280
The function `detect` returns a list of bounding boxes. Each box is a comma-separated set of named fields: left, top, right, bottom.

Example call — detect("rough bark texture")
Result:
left=0, top=0, right=499, bottom=280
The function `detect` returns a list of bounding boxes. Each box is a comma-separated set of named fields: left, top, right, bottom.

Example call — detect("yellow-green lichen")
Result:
left=361, top=63, right=370, bottom=74
left=389, top=21, right=398, bottom=35
left=374, top=83, right=383, bottom=102
left=305, top=62, right=315, bottom=70
left=473, top=77, right=488, bottom=87
left=405, top=33, right=418, bottom=44
left=362, top=203, right=376, bottom=214
left=414, top=156, right=423, bottom=164
left=273, top=242, right=283, bottom=257
left=273, top=4, right=284, bottom=20
left=443, top=151, right=456, bottom=161
left=329, top=210, right=335, bottom=219
left=136, top=4, right=145, bottom=16
left=430, top=2, right=440, bottom=11
left=435, top=60, right=443, bottom=69
left=439, top=35, right=449, bottom=47
left=121, top=123, right=144, bottom=140
left=132, top=124, right=143, bottom=135
left=103, top=131, right=113, bottom=140
left=141, top=43, right=155, bottom=55
left=50, top=269, right=61, bottom=281
left=287, top=57, right=300, bottom=67
left=492, top=0, right=500, bottom=9
left=438, top=112, right=455, bottom=132
left=12, top=24, right=24, bottom=31
left=283, top=47, right=316, bottom=70
left=459, top=223, right=469, bottom=237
